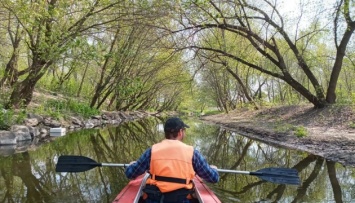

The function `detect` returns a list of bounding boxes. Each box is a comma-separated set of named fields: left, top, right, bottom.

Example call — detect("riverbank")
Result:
left=200, top=104, right=355, bottom=167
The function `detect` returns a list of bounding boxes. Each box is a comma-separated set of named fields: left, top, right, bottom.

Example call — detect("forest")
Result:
left=0, top=0, right=354, bottom=117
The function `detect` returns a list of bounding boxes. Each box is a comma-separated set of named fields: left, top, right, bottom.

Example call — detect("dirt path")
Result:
left=200, top=104, right=355, bottom=167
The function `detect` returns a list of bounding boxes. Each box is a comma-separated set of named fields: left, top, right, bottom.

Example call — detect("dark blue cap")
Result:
left=164, top=117, right=190, bottom=133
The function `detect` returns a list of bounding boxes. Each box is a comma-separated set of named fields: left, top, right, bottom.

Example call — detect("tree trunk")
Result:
left=225, top=65, right=259, bottom=110
left=0, top=49, right=20, bottom=88
left=77, top=61, right=89, bottom=97
left=5, top=60, right=49, bottom=109
left=326, top=25, right=355, bottom=103
left=6, top=76, right=38, bottom=109
left=283, top=73, right=327, bottom=108
left=0, top=25, right=22, bottom=88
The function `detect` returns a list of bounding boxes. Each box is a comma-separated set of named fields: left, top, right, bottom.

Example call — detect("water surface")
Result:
left=0, top=117, right=354, bottom=202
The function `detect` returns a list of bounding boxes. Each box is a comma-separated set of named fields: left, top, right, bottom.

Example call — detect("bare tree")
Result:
left=162, top=0, right=354, bottom=108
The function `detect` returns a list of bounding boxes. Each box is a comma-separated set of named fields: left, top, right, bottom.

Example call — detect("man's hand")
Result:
left=210, top=165, right=218, bottom=169
left=129, top=161, right=137, bottom=165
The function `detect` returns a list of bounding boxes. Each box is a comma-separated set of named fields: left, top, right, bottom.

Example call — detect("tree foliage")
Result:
left=161, top=0, right=355, bottom=108
left=0, top=0, right=354, bottom=112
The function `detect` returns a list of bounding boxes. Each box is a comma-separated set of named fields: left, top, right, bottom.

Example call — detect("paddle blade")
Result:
left=56, top=155, right=101, bottom=173
left=251, top=168, right=300, bottom=185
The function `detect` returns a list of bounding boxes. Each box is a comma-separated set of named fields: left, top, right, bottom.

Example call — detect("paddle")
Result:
left=217, top=168, right=300, bottom=185
left=55, top=155, right=129, bottom=172
left=55, top=155, right=300, bottom=185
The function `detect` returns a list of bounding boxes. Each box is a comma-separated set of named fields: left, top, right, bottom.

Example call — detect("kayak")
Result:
left=112, top=173, right=221, bottom=203
left=54, top=155, right=300, bottom=202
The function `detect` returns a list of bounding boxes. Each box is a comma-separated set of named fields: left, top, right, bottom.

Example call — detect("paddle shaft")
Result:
left=102, top=163, right=127, bottom=167
left=216, top=169, right=250, bottom=175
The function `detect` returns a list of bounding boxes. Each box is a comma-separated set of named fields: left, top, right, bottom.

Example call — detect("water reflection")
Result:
left=0, top=117, right=354, bottom=203
left=0, top=140, right=33, bottom=156
left=195, top=127, right=353, bottom=203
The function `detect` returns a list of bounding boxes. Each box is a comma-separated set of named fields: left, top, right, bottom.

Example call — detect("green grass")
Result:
left=273, top=122, right=308, bottom=138
left=274, top=123, right=294, bottom=133
left=0, top=105, right=27, bottom=130
left=202, top=110, right=223, bottom=116
left=36, top=99, right=100, bottom=119
left=294, top=126, right=308, bottom=138
left=348, top=122, right=355, bottom=129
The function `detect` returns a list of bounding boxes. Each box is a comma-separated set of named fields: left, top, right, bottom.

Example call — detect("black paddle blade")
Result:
left=251, top=167, right=300, bottom=185
left=55, top=155, right=101, bottom=173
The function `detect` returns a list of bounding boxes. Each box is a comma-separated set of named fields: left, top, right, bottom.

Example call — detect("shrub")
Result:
left=0, top=105, right=26, bottom=130
left=294, top=126, right=308, bottom=138
left=0, top=108, right=13, bottom=130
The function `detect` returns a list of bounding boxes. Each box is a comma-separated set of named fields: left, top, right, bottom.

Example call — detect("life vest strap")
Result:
left=143, top=184, right=194, bottom=202
left=154, top=175, right=190, bottom=184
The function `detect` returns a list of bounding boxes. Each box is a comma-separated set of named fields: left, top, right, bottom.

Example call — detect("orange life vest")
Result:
left=145, top=139, right=195, bottom=193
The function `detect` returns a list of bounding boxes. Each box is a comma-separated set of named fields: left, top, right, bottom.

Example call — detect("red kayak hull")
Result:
left=113, top=174, right=221, bottom=203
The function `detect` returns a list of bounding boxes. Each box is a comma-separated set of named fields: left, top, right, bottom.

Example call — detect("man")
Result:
left=125, top=117, right=219, bottom=203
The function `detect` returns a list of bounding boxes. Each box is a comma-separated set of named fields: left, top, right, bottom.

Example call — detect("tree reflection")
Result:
left=0, top=118, right=353, bottom=203
left=327, top=161, right=343, bottom=203
left=1, top=152, right=53, bottom=203
left=292, top=158, right=324, bottom=202
left=194, top=126, right=352, bottom=203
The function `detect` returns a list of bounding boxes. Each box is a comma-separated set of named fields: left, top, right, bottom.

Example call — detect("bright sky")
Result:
left=275, top=0, right=337, bottom=37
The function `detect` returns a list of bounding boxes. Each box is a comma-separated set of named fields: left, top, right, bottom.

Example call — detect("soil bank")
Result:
left=200, top=104, right=355, bottom=167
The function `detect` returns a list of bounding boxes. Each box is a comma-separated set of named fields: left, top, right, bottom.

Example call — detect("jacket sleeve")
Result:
left=192, top=149, right=219, bottom=183
left=125, top=148, right=151, bottom=179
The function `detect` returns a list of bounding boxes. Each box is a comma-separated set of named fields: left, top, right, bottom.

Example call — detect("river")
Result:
left=0, top=117, right=354, bottom=202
